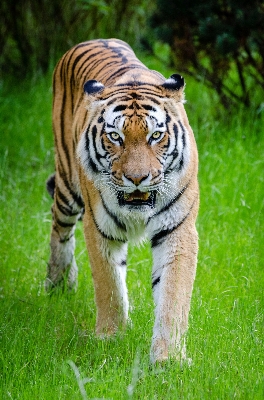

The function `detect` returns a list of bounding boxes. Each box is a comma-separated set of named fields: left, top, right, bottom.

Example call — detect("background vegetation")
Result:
left=149, top=0, right=264, bottom=107
left=1, top=0, right=264, bottom=108
left=0, top=0, right=150, bottom=77
left=0, top=1, right=264, bottom=399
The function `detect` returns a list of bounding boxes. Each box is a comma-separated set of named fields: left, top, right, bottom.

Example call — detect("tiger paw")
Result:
left=45, top=259, right=78, bottom=292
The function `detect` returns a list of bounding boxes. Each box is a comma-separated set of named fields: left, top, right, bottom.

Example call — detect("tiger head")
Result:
left=77, top=74, right=192, bottom=216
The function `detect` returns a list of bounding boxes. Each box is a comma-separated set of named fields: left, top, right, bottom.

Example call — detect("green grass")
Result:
left=0, top=60, right=263, bottom=399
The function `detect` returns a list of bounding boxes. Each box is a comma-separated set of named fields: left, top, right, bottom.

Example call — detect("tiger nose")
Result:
left=123, top=173, right=150, bottom=186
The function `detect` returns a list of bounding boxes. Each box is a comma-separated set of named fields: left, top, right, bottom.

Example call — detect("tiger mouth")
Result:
left=118, top=190, right=156, bottom=207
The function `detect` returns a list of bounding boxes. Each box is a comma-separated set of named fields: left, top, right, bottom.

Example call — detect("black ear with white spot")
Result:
left=162, top=74, right=184, bottom=91
left=84, top=80, right=104, bottom=95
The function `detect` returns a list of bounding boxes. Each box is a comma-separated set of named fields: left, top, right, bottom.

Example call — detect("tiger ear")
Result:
left=84, top=80, right=104, bottom=95
left=162, top=74, right=185, bottom=91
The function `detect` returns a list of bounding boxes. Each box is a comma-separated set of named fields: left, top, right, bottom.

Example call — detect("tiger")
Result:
left=46, top=38, right=199, bottom=364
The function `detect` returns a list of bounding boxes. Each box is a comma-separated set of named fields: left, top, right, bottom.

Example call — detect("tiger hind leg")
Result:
left=45, top=174, right=83, bottom=291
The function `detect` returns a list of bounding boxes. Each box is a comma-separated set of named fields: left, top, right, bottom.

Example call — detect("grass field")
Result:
left=0, top=56, right=263, bottom=399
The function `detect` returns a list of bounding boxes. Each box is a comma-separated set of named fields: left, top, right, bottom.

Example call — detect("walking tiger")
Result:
left=46, top=39, right=199, bottom=363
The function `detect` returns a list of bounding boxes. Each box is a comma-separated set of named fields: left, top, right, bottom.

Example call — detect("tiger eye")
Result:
left=110, top=132, right=120, bottom=140
left=152, top=131, right=161, bottom=140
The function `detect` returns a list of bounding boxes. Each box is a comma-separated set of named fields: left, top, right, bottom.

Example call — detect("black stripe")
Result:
left=106, top=122, right=115, bottom=128
left=62, top=177, right=84, bottom=209
left=152, top=276, right=160, bottom=289
left=84, top=126, right=100, bottom=173
left=149, top=182, right=189, bottom=222
left=91, top=125, right=107, bottom=169
left=176, top=154, right=184, bottom=171
left=56, top=218, right=75, bottom=228
left=91, top=214, right=126, bottom=243
left=142, top=104, right=156, bottom=111
left=114, top=80, right=156, bottom=88
left=59, top=90, right=72, bottom=172
left=55, top=162, right=84, bottom=210
left=166, top=113, right=171, bottom=123
left=85, top=189, right=126, bottom=243
left=56, top=189, right=71, bottom=206
left=56, top=190, right=73, bottom=215
left=84, top=124, right=91, bottom=152
left=101, top=197, right=127, bottom=231
left=113, top=104, right=127, bottom=112
left=138, top=94, right=163, bottom=104
left=95, top=87, right=135, bottom=102
left=100, top=90, right=163, bottom=105
left=84, top=54, right=121, bottom=78
left=59, top=233, right=74, bottom=243
left=165, top=121, right=186, bottom=172
left=70, top=49, right=94, bottom=101
left=89, top=158, right=100, bottom=173
left=150, top=199, right=197, bottom=247
left=76, top=49, right=101, bottom=79
left=100, top=126, right=107, bottom=152
left=63, top=44, right=87, bottom=114
left=173, top=123, right=178, bottom=144
left=151, top=217, right=187, bottom=247
left=178, top=121, right=186, bottom=148
left=57, top=196, right=81, bottom=217
left=76, top=44, right=106, bottom=79
left=103, top=65, right=147, bottom=82
left=66, top=42, right=90, bottom=74
left=166, top=124, right=179, bottom=157
left=73, top=93, right=86, bottom=116
left=104, top=93, right=134, bottom=105
left=57, top=202, right=74, bottom=217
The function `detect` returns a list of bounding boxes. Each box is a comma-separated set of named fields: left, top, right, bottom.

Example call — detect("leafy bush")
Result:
left=148, top=0, right=264, bottom=107
left=0, top=0, right=150, bottom=77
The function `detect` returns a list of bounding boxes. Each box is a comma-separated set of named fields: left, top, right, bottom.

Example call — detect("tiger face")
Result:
left=77, top=76, right=188, bottom=219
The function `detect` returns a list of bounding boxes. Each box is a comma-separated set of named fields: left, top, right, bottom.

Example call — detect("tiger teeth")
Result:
left=140, top=192, right=151, bottom=201
left=123, top=191, right=150, bottom=202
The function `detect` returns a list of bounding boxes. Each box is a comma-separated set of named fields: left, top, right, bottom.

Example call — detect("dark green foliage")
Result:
left=149, top=0, right=264, bottom=107
left=0, top=0, right=150, bottom=77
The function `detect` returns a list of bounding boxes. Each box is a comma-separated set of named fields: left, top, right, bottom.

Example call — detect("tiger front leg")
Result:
left=150, top=222, right=198, bottom=364
left=83, top=212, right=129, bottom=336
